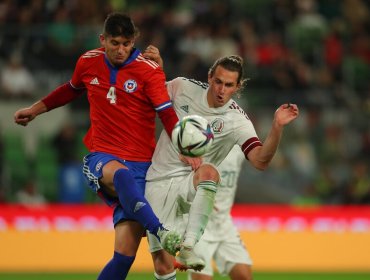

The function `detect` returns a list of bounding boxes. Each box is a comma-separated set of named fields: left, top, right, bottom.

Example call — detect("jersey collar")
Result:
left=204, top=88, right=233, bottom=113
left=104, top=48, right=140, bottom=69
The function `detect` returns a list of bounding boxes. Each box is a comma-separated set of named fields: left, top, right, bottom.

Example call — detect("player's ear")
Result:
left=99, top=34, right=105, bottom=46
left=207, top=73, right=212, bottom=84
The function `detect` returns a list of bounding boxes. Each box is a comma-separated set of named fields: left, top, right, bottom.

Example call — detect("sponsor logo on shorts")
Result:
left=96, top=161, right=103, bottom=172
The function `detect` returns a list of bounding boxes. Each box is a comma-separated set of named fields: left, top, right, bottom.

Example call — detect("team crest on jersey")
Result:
left=123, top=79, right=137, bottom=93
left=211, top=118, right=224, bottom=134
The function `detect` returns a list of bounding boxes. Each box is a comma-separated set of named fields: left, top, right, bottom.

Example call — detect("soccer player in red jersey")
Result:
left=14, top=13, right=181, bottom=280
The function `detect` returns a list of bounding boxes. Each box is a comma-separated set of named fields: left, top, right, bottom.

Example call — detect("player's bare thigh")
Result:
left=99, top=160, right=128, bottom=196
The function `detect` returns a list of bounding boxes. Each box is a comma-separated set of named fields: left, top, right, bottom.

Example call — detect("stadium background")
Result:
left=0, top=0, right=369, bottom=279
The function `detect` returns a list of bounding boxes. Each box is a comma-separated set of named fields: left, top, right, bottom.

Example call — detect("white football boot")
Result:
left=174, top=246, right=205, bottom=271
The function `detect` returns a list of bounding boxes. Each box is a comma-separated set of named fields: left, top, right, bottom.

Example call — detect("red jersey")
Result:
left=70, top=47, right=174, bottom=161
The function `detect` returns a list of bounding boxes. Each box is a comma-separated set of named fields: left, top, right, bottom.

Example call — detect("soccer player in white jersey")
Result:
left=187, top=145, right=252, bottom=280
left=143, top=46, right=299, bottom=280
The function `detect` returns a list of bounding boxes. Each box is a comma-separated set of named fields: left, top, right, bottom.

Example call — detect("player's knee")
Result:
left=229, top=264, right=253, bottom=280
left=194, top=163, right=220, bottom=184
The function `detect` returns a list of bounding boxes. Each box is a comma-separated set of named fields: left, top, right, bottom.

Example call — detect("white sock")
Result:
left=154, top=270, right=176, bottom=280
left=182, top=180, right=217, bottom=248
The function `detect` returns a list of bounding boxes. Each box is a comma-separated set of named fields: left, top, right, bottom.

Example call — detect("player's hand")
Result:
left=179, top=154, right=203, bottom=170
left=143, top=45, right=163, bottom=68
left=14, top=107, right=36, bottom=126
left=274, top=103, right=299, bottom=127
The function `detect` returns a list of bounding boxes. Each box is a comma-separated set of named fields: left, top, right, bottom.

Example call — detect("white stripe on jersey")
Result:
left=136, top=55, right=159, bottom=69
left=242, top=139, right=261, bottom=153
left=82, top=50, right=104, bottom=58
left=155, top=102, right=172, bottom=112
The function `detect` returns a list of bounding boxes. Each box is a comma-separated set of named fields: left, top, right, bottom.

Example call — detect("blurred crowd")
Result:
left=0, top=0, right=369, bottom=205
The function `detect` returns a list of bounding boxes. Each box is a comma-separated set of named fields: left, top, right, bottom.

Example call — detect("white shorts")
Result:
left=146, top=173, right=196, bottom=252
left=191, top=235, right=253, bottom=276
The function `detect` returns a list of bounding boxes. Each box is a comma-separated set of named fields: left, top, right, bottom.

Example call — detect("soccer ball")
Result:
left=171, top=115, right=214, bottom=157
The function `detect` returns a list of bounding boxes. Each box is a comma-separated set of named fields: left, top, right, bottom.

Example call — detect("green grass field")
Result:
left=1, top=272, right=370, bottom=279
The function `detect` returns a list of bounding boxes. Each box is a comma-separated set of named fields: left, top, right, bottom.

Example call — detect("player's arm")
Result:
left=15, top=54, right=86, bottom=127
left=247, top=103, right=299, bottom=170
left=143, top=46, right=184, bottom=137
left=144, top=46, right=203, bottom=170
left=143, top=45, right=163, bottom=68
left=14, top=82, right=84, bottom=126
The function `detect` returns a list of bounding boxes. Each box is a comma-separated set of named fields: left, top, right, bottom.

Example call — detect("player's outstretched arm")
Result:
left=14, top=101, right=48, bottom=126
left=14, top=82, right=83, bottom=127
left=247, top=103, right=299, bottom=170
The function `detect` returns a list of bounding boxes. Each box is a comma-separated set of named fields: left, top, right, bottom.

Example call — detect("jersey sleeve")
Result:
left=41, top=82, right=84, bottom=111
left=144, top=67, right=179, bottom=136
left=232, top=109, right=262, bottom=158
left=165, top=77, right=185, bottom=100
left=144, top=67, right=173, bottom=110
left=70, top=56, right=87, bottom=89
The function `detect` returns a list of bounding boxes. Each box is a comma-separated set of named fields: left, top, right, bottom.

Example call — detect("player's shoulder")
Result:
left=134, top=53, right=161, bottom=70
left=73, top=48, right=104, bottom=74
left=76, top=48, right=104, bottom=69
left=228, top=99, right=251, bottom=121
left=183, top=77, right=208, bottom=90
left=168, top=77, right=208, bottom=90
left=80, top=48, right=105, bottom=59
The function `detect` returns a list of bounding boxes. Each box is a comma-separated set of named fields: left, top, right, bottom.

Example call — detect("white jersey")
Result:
left=146, top=77, right=261, bottom=181
left=201, top=145, right=244, bottom=241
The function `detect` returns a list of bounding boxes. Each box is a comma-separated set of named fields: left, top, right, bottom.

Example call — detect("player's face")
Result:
left=207, top=66, right=240, bottom=108
left=100, top=34, right=135, bottom=66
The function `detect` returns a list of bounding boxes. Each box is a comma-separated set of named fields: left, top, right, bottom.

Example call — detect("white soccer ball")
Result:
left=171, top=115, right=214, bottom=157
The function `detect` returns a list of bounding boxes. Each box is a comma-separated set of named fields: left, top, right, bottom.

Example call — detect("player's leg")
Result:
left=176, top=164, right=219, bottom=271
left=83, top=153, right=144, bottom=279
left=102, top=160, right=165, bottom=235
left=181, top=164, right=219, bottom=246
left=146, top=177, right=189, bottom=279
left=186, top=239, right=218, bottom=280
left=149, top=232, right=177, bottom=279
left=83, top=153, right=162, bottom=234
left=213, top=234, right=253, bottom=280
left=108, top=161, right=181, bottom=255
left=229, top=264, right=253, bottom=280
left=83, top=153, right=180, bottom=278
left=84, top=153, right=180, bottom=254
left=97, top=220, right=143, bottom=279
